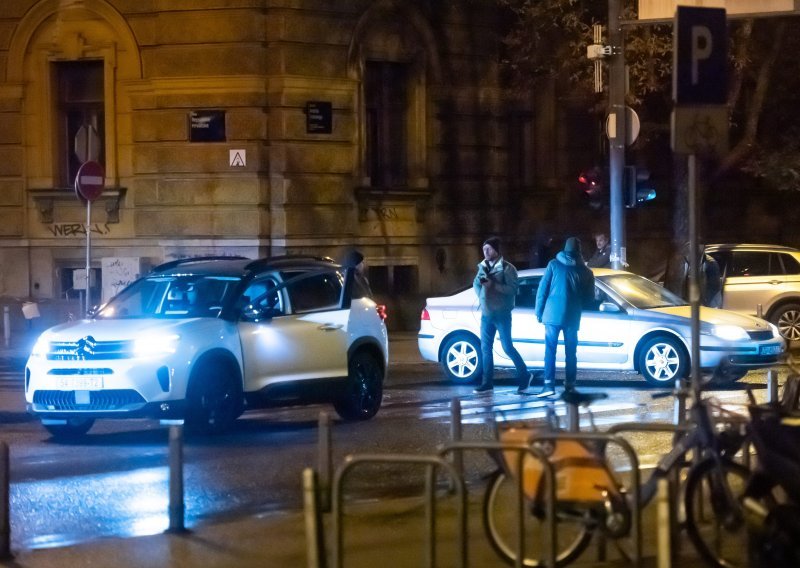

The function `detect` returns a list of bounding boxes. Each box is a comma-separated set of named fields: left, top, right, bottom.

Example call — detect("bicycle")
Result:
left=483, top=385, right=752, bottom=567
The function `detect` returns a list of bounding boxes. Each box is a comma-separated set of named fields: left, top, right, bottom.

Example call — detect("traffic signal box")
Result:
left=624, top=165, right=656, bottom=208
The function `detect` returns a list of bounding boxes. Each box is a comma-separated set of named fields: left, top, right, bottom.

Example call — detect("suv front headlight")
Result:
left=712, top=325, right=749, bottom=341
left=30, top=336, right=50, bottom=358
left=133, top=334, right=180, bottom=357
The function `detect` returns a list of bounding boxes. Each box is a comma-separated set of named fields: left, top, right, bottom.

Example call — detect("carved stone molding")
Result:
left=354, top=186, right=432, bottom=223
left=30, top=188, right=127, bottom=224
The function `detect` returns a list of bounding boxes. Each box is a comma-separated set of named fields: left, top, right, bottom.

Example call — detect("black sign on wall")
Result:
left=306, top=101, right=332, bottom=134
left=189, top=110, right=226, bottom=142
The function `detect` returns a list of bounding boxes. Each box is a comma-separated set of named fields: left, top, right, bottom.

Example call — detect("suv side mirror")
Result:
left=240, top=305, right=281, bottom=322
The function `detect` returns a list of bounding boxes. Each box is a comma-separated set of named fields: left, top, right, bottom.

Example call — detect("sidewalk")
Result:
left=0, top=479, right=715, bottom=568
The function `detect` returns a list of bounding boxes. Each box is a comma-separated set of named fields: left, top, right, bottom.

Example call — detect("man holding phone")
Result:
left=472, top=236, right=533, bottom=395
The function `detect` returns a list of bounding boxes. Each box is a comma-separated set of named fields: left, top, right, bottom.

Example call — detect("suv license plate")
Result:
left=57, top=376, right=103, bottom=390
left=760, top=344, right=782, bottom=355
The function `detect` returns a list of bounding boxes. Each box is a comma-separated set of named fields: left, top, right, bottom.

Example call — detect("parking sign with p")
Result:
left=673, top=6, right=727, bottom=105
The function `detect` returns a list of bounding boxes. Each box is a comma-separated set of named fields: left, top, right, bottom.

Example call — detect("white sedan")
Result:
left=418, top=268, right=785, bottom=386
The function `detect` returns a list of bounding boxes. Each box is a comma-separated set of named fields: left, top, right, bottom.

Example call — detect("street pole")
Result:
left=608, top=0, right=626, bottom=269
left=85, top=200, right=91, bottom=317
left=688, top=154, right=701, bottom=401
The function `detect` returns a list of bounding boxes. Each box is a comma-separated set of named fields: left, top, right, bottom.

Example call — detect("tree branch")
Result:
left=715, top=21, right=786, bottom=178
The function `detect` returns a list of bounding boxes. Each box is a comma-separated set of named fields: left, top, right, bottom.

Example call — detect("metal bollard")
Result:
left=673, top=379, right=687, bottom=426
left=303, top=468, right=326, bottom=568
left=450, top=398, right=463, bottom=485
left=767, top=369, right=779, bottom=404
left=566, top=402, right=579, bottom=432
left=3, top=306, right=9, bottom=348
left=657, top=478, right=671, bottom=568
left=166, top=424, right=186, bottom=533
left=318, top=412, right=332, bottom=512
left=1, top=442, right=10, bottom=560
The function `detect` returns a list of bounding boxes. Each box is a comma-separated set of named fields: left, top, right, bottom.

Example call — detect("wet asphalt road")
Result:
left=0, top=361, right=776, bottom=551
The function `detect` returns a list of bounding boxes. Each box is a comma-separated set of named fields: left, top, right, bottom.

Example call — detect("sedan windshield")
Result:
left=95, top=275, right=241, bottom=319
left=600, top=273, right=688, bottom=310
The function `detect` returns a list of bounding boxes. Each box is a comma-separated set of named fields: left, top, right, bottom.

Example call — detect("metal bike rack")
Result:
left=1, top=441, right=10, bottom=560
left=303, top=467, right=326, bottom=568
left=438, top=441, right=556, bottom=568
left=528, top=431, right=643, bottom=566
left=606, top=421, right=690, bottom=563
left=331, top=454, right=467, bottom=568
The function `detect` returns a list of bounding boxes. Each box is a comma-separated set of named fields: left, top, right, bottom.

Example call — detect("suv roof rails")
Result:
left=244, top=255, right=336, bottom=272
left=151, top=255, right=250, bottom=273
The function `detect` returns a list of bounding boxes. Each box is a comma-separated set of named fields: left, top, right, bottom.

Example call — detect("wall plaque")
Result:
left=189, top=110, right=226, bottom=142
left=306, top=101, right=332, bottom=134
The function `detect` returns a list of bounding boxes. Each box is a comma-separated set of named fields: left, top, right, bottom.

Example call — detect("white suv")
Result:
left=25, top=256, right=389, bottom=438
left=706, top=244, right=800, bottom=341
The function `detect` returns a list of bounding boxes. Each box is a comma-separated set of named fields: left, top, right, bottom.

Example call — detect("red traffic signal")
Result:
left=578, top=167, right=607, bottom=209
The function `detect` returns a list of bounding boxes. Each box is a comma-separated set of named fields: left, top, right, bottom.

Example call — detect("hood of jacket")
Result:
left=556, top=251, right=583, bottom=266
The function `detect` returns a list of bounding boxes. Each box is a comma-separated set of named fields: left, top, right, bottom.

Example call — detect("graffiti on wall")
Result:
left=47, top=223, right=111, bottom=237
left=101, top=257, right=140, bottom=303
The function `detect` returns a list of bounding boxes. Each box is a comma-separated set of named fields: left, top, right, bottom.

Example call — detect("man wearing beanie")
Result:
left=534, top=237, right=595, bottom=397
left=473, top=236, right=533, bottom=395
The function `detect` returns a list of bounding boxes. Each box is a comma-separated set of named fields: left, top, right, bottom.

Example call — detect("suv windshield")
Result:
left=601, top=273, right=688, bottom=309
left=96, top=275, right=242, bottom=319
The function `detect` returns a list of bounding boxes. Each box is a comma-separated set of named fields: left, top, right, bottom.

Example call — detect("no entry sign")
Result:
left=74, top=161, right=105, bottom=202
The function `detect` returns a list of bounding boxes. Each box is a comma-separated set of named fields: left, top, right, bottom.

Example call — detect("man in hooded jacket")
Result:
left=534, top=237, right=595, bottom=397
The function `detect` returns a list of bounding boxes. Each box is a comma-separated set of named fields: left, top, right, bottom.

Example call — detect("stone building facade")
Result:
left=0, top=0, right=579, bottom=329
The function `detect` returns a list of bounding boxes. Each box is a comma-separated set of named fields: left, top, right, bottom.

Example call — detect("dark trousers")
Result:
left=480, top=311, right=528, bottom=388
left=544, top=324, right=579, bottom=387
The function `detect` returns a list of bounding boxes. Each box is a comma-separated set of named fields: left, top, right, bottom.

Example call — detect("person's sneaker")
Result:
left=535, top=384, right=556, bottom=398
left=473, top=384, right=494, bottom=394
left=516, top=387, right=536, bottom=395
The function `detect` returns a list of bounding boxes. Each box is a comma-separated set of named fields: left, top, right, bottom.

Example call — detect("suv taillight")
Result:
left=420, top=308, right=430, bottom=321
left=376, top=304, right=387, bottom=321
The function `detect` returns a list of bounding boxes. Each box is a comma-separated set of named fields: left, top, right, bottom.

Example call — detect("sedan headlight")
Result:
left=711, top=325, right=749, bottom=341
left=768, top=322, right=781, bottom=339
left=133, top=334, right=180, bottom=357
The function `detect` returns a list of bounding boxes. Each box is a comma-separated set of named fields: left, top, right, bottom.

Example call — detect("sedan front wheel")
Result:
left=638, top=335, right=688, bottom=386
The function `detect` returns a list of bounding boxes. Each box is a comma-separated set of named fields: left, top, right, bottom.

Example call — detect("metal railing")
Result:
left=330, top=453, right=466, bottom=568
left=437, top=440, right=555, bottom=568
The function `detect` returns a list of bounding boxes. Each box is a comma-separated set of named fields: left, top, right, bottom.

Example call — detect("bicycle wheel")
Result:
left=482, top=469, right=594, bottom=567
left=684, top=457, right=750, bottom=568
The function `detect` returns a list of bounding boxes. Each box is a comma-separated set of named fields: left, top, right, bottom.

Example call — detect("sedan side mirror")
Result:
left=599, top=301, right=621, bottom=313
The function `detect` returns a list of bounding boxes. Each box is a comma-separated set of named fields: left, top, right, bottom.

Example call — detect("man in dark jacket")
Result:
left=664, top=243, right=723, bottom=308
left=473, top=236, right=533, bottom=395
left=534, top=237, right=595, bottom=397
left=586, top=232, right=611, bottom=268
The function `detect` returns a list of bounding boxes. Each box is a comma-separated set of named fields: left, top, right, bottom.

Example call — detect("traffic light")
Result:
left=624, top=165, right=656, bottom=208
left=577, top=167, right=606, bottom=210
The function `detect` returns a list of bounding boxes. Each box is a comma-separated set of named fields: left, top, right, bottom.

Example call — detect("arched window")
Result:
left=348, top=1, right=441, bottom=192
left=55, top=60, right=105, bottom=187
